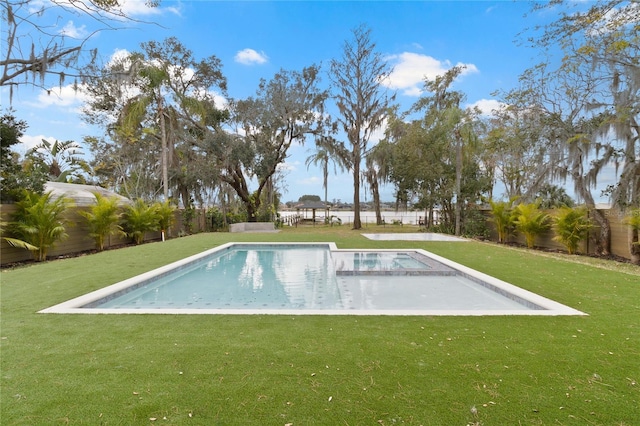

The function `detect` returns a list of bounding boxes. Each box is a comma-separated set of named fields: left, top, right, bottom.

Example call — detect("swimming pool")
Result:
left=40, top=243, right=586, bottom=316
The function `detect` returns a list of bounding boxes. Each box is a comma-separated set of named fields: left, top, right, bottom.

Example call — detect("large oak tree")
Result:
left=208, top=66, right=330, bottom=221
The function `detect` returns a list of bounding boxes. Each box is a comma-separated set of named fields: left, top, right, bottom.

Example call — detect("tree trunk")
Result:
left=427, top=206, right=434, bottom=228
left=454, top=135, right=462, bottom=236
left=222, top=166, right=260, bottom=222
left=575, top=171, right=610, bottom=256
left=179, top=185, right=190, bottom=210
left=158, top=93, right=169, bottom=201
left=352, top=149, right=362, bottom=229
left=589, top=208, right=611, bottom=256
left=323, top=162, right=329, bottom=215
left=372, top=179, right=382, bottom=225
left=246, top=201, right=258, bottom=222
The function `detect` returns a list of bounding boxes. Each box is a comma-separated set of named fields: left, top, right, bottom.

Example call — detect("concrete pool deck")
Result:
left=363, top=233, right=468, bottom=242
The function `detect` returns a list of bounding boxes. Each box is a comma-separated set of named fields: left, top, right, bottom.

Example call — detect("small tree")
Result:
left=552, top=206, right=592, bottom=255
left=122, top=199, right=158, bottom=245
left=514, top=202, right=550, bottom=249
left=78, top=192, right=125, bottom=251
left=330, top=25, right=394, bottom=230
left=8, top=191, right=71, bottom=261
left=298, top=195, right=321, bottom=203
left=487, top=198, right=517, bottom=243
left=1, top=111, right=47, bottom=202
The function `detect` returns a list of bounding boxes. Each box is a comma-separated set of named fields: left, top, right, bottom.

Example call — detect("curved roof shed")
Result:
left=44, top=182, right=132, bottom=206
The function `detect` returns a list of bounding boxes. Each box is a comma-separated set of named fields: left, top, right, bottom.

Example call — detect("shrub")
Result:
left=8, top=190, right=71, bottom=261
left=78, top=192, right=125, bottom=251
left=552, top=206, right=592, bottom=254
left=122, top=199, right=158, bottom=245
left=461, top=207, right=490, bottom=239
left=182, top=206, right=195, bottom=234
left=513, top=202, right=550, bottom=249
left=626, top=208, right=640, bottom=236
left=154, top=200, right=175, bottom=239
left=625, top=208, right=640, bottom=264
left=207, top=208, right=226, bottom=231
left=487, top=198, right=516, bottom=243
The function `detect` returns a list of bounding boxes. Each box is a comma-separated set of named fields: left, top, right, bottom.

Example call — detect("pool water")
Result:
left=40, top=243, right=587, bottom=316
left=95, top=246, right=342, bottom=309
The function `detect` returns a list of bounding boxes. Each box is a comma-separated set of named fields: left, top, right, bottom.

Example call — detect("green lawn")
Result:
left=1, top=226, right=639, bottom=425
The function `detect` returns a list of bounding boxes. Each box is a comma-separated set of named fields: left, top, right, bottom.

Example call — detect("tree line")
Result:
left=1, top=0, right=638, bottom=262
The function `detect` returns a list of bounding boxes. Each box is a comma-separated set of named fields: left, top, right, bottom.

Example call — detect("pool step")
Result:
left=332, top=251, right=457, bottom=276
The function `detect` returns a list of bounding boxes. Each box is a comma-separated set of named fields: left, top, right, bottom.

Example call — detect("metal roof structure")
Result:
left=44, top=182, right=132, bottom=206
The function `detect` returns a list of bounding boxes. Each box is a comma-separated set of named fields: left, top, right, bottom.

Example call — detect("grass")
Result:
left=1, top=225, right=639, bottom=425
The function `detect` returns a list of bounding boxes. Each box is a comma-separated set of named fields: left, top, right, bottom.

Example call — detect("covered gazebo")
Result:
left=294, top=200, right=330, bottom=224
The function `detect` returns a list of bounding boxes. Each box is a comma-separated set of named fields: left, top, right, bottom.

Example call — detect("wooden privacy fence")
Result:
left=482, top=208, right=633, bottom=260
left=1, top=205, right=636, bottom=265
left=0, top=205, right=209, bottom=265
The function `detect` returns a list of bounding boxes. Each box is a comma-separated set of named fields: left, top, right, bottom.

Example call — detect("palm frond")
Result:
left=3, top=237, right=39, bottom=252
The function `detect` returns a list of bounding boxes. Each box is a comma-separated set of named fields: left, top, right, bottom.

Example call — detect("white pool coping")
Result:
left=39, top=242, right=587, bottom=316
left=363, top=233, right=468, bottom=241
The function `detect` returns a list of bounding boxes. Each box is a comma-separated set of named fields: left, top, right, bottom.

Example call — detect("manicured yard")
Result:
left=1, top=226, right=638, bottom=425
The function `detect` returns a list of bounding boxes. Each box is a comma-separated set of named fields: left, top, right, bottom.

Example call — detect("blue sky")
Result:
left=6, top=0, right=560, bottom=204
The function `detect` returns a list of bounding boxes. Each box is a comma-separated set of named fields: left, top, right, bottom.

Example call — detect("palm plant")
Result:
left=121, top=199, right=158, bottom=245
left=513, top=202, right=550, bottom=249
left=26, top=139, right=90, bottom=182
left=0, top=221, right=39, bottom=252
left=552, top=206, right=592, bottom=254
left=487, top=198, right=517, bottom=243
left=8, top=191, right=71, bottom=261
left=305, top=136, right=348, bottom=216
left=365, top=140, right=393, bottom=225
left=78, top=192, right=125, bottom=251
left=154, top=200, right=175, bottom=241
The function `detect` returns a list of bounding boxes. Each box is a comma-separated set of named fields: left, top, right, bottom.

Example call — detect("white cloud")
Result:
left=109, top=48, right=131, bottom=64
left=101, top=0, right=182, bottom=18
left=34, top=84, right=89, bottom=108
left=235, top=48, right=268, bottom=65
left=42, top=0, right=174, bottom=18
left=59, top=21, right=87, bottom=38
left=466, top=98, right=505, bottom=116
left=119, top=0, right=165, bottom=16
left=278, top=161, right=298, bottom=173
left=383, top=52, right=479, bottom=96
left=298, top=176, right=322, bottom=186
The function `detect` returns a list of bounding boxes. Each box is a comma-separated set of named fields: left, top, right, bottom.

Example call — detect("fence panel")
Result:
left=0, top=205, right=202, bottom=265
left=1, top=205, right=635, bottom=265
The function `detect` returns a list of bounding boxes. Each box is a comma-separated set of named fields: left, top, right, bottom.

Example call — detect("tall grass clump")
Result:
left=513, top=202, right=550, bottom=249
left=553, top=206, right=592, bottom=254
left=7, top=190, right=71, bottom=261
left=78, top=192, right=125, bottom=251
